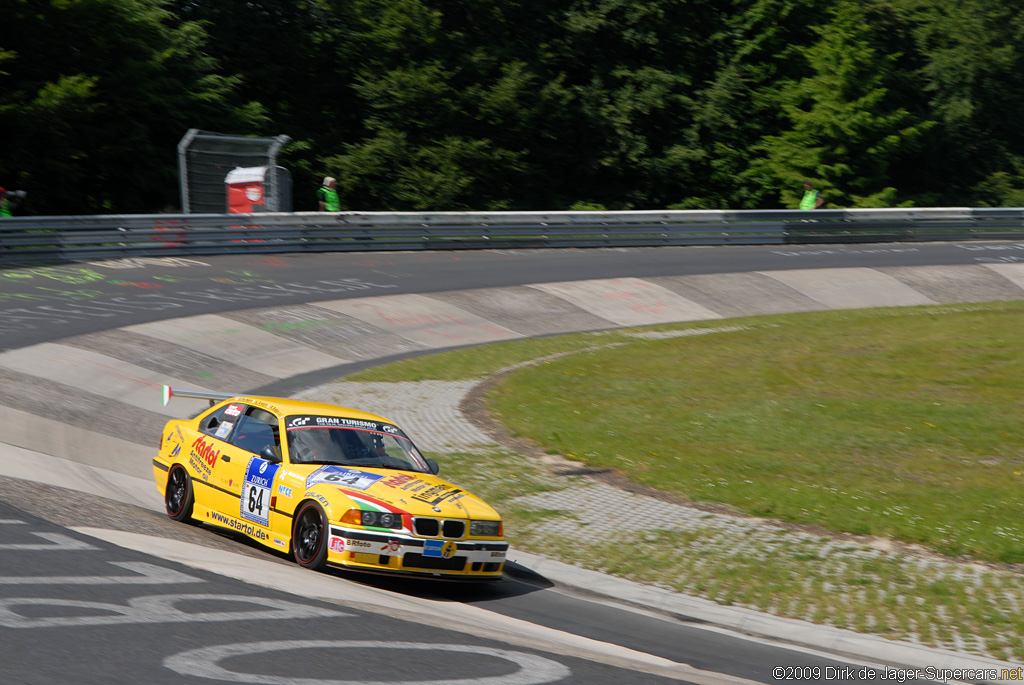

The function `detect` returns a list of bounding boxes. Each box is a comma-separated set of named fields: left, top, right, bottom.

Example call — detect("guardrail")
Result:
left=1, top=207, right=1022, bottom=263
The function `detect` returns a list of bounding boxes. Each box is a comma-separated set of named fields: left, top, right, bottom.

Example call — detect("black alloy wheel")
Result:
left=292, top=501, right=329, bottom=570
left=165, top=467, right=194, bottom=522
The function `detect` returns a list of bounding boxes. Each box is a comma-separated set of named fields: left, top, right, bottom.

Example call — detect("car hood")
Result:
left=302, top=465, right=499, bottom=520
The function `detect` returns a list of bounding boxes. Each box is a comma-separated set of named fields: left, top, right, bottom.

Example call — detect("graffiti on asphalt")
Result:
left=0, top=278, right=397, bottom=335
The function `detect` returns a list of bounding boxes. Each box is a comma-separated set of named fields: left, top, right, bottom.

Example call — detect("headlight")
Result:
left=362, top=511, right=403, bottom=529
left=470, top=520, right=502, bottom=537
left=341, top=509, right=403, bottom=529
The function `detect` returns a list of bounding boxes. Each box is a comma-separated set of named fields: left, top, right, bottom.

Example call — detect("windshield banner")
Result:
left=285, top=415, right=402, bottom=436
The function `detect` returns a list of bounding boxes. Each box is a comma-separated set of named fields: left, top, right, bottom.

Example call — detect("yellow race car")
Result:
left=153, top=385, right=507, bottom=580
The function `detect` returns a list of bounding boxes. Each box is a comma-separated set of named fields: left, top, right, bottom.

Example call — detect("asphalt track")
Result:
left=2, top=242, right=1023, bottom=684
left=3, top=240, right=1023, bottom=350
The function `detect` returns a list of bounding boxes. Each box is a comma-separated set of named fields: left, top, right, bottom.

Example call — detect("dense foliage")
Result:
left=3, top=0, right=1024, bottom=213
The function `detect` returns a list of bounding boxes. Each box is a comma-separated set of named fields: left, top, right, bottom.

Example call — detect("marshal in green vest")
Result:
left=799, top=182, right=823, bottom=210
left=318, top=177, right=340, bottom=212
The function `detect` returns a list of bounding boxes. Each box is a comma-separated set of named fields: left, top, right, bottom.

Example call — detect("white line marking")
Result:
left=164, top=640, right=572, bottom=685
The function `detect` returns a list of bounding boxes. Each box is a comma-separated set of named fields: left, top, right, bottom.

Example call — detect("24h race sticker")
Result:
left=241, top=457, right=280, bottom=527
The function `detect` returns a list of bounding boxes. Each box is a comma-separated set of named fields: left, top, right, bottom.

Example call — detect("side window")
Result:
left=231, top=406, right=281, bottom=457
left=199, top=403, right=245, bottom=441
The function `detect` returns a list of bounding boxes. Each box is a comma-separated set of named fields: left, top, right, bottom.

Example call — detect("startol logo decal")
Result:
left=191, top=437, right=220, bottom=467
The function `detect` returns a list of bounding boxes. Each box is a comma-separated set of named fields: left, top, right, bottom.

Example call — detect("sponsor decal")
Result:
left=208, top=511, right=269, bottom=541
left=191, top=436, right=220, bottom=468
left=224, top=404, right=242, bottom=417
left=412, top=483, right=463, bottom=507
left=240, top=457, right=280, bottom=527
left=273, top=538, right=286, bottom=548
left=316, top=416, right=376, bottom=429
left=420, top=540, right=458, bottom=559
left=214, top=420, right=234, bottom=439
left=380, top=424, right=399, bottom=434
left=287, top=415, right=380, bottom=431
left=346, top=539, right=372, bottom=549
left=381, top=474, right=417, bottom=489
left=277, top=484, right=293, bottom=498
left=188, top=453, right=209, bottom=480
left=379, top=540, right=401, bottom=553
left=329, top=537, right=345, bottom=553
left=305, top=491, right=331, bottom=509
left=305, top=465, right=383, bottom=491
left=241, top=398, right=280, bottom=414
left=490, top=551, right=506, bottom=558
left=165, top=425, right=186, bottom=454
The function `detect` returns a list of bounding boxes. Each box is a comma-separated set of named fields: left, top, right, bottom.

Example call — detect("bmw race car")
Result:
left=153, top=386, right=507, bottom=580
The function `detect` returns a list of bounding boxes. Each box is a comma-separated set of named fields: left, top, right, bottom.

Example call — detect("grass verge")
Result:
left=345, top=301, right=1024, bottom=659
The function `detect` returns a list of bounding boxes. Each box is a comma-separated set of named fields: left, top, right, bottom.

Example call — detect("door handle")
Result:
left=222, top=455, right=231, bottom=462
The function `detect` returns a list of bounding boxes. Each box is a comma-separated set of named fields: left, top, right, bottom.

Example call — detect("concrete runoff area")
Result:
left=433, top=286, right=615, bottom=337
left=220, top=304, right=430, bottom=361
left=0, top=342, right=211, bottom=417
left=529, top=278, right=723, bottom=327
left=760, top=267, right=937, bottom=309
left=877, top=265, right=1024, bottom=304
left=313, top=293, right=524, bottom=347
left=125, top=313, right=350, bottom=377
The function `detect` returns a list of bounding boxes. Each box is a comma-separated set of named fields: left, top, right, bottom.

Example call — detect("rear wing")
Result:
left=161, top=384, right=236, bottom=408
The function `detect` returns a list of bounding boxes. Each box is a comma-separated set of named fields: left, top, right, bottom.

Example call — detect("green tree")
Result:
left=686, top=0, right=833, bottom=209
left=538, top=0, right=721, bottom=209
left=892, top=0, right=1024, bottom=206
left=751, top=0, right=933, bottom=208
left=0, top=0, right=261, bottom=214
left=322, top=0, right=547, bottom=209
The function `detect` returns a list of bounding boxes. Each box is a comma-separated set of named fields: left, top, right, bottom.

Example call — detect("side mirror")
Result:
left=425, top=458, right=440, bottom=475
left=260, top=445, right=282, bottom=463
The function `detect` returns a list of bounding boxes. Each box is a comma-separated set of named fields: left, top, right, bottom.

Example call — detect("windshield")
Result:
left=284, top=415, right=429, bottom=472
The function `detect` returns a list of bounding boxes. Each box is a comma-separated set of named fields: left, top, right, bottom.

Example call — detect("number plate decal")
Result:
left=305, top=465, right=383, bottom=491
left=241, top=457, right=281, bottom=527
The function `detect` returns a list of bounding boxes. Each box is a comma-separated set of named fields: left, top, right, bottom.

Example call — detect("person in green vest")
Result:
left=0, top=188, right=25, bottom=217
left=317, top=176, right=340, bottom=212
left=799, top=182, right=824, bottom=210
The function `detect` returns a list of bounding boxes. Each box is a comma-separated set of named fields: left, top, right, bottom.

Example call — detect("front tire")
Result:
left=292, top=501, right=329, bottom=571
left=165, top=466, right=194, bottom=522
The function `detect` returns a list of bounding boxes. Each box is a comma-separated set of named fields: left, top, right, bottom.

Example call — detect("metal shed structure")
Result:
left=177, top=129, right=291, bottom=213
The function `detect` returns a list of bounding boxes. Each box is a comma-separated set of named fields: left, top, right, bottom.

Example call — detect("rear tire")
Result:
left=292, top=501, right=329, bottom=571
left=165, top=466, right=195, bottom=522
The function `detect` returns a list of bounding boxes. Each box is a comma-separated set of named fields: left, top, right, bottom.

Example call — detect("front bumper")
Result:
left=327, top=525, right=507, bottom=579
